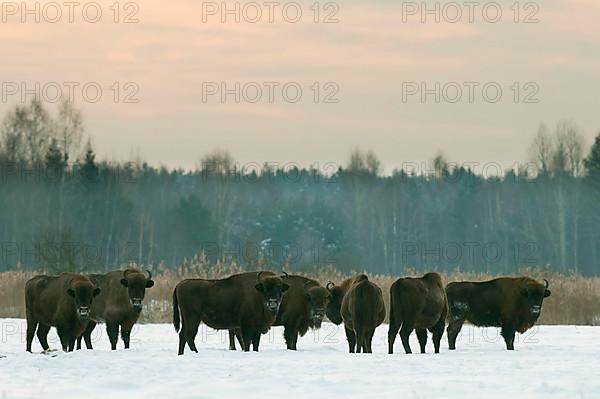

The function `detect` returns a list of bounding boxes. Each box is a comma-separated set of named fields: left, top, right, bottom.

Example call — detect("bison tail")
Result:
left=389, top=282, right=404, bottom=325
left=173, top=288, right=181, bottom=333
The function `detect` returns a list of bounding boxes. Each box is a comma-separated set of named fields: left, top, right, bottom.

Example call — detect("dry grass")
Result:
left=2, top=259, right=599, bottom=325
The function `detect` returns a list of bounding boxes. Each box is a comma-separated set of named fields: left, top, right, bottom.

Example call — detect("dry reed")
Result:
left=1, top=257, right=599, bottom=325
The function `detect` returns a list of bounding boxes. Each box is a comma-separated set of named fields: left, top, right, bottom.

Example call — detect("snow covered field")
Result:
left=0, top=319, right=598, bottom=399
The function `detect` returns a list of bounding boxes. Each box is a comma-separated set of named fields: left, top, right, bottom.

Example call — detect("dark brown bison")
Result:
left=173, top=270, right=289, bottom=355
left=229, top=274, right=330, bottom=350
left=446, top=277, right=551, bottom=350
left=76, top=269, right=154, bottom=350
left=387, top=272, right=447, bottom=354
left=25, top=273, right=101, bottom=352
left=326, top=274, right=385, bottom=353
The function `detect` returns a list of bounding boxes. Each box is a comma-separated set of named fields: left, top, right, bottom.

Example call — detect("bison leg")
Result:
left=344, top=326, right=356, bottom=353
left=57, top=329, right=71, bottom=352
left=501, top=328, right=516, bottom=350
left=416, top=329, right=427, bottom=354
left=228, top=330, right=237, bottom=350
left=240, top=329, right=253, bottom=352
left=388, top=321, right=400, bottom=355
left=83, top=327, right=94, bottom=350
left=78, top=321, right=96, bottom=350
left=26, top=319, right=38, bottom=352
left=68, top=336, right=77, bottom=352
left=36, top=324, right=51, bottom=351
left=364, top=328, right=375, bottom=353
left=106, top=322, right=120, bottom=350
left=251, top=333, right=261, bottom=352
left=121, top=328, right=131, bottom=349
left=184, top=320, right=200, bottom=353
left=399, top=325, right=413, bottom=354
left=355, top=328, right=366, bottom=354
left=227, top=329, right=244, bottom=350
left=430, top=317, right=445, bottom=354
left=387, top=321, right=400, bottom=354
left=235, top=330, right=244, bottom=349
left=178, top=330, right=187, bottom=355
left=177, top=304, right=191, bottom=355
left=447, top=318, right=464, bottom=350
left=284, top=325, right=298, bottom=351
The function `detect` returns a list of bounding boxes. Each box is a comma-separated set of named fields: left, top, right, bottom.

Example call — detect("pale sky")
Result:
left=1, top=0, right=599, bottom=173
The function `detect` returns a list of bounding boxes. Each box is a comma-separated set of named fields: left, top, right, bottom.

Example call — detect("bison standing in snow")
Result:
left=25, top=273, right=101, bottom=352
left=446, top=277, right=551, bottom=350
left=387, top=272, right=447, bottom=354
left=173, top=271, right=289, bottom=354
left=229, top=274, right=330, bottom=350
left=76, top=269, right=155, bottom=350
left=326, top=274, right=385, bottom=353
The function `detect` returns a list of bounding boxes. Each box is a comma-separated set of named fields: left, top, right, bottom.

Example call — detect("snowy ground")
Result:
left=0, top=319, right=598, bottom=399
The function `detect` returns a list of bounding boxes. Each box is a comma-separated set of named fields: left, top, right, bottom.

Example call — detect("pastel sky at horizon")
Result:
left=1, top=0, right=599, bottom=173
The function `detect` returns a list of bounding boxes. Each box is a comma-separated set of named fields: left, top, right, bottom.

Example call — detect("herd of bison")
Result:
left=23, top=269, right=551, bottom=355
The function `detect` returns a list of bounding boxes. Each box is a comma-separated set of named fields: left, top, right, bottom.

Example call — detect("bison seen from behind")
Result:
left=388, top=272, right=447, bottom=354
left=446, top=277, right=551, bottom=350
left=326, top=274, right=385, bottom=353
left=77, top=269, right=154, bottom=350
left=25, top=273, right=101, bottom=352
left=173, top=271, right=289, bottom=354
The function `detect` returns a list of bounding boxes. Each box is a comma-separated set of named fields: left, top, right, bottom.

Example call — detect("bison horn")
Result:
left=256, top=271, right=263, bottom=284
left=326, top=281, right=334, bottom=291
left=146, top=270, right=152, bottom=280
left=281, top=271, right=289, bottom=279
left=543, top=279, right=549, bottom=288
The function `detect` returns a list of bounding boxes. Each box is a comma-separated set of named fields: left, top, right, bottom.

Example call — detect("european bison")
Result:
left=387, top=272, right=447, bottom=354
left=76, top=269, right=154, bottom=350
left=229, top=274, right=330, bottom=350
left=173, top=270, right=289, bottom=354
left=446, top=277, right=551, bottom=350
left=25, top=273, right=101, bottom=352
left=326, top=274, right=385, bottom=353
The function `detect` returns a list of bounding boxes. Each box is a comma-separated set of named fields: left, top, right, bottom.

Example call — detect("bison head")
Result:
left=67, top=276, right=101, bottom=320
left=521, top=279, right=551, bottom=318
left=304, top=282, right=329, bottom=328
left=120, top=270, right=155, bottom=312
left=255, top=271, right=289, bottom=314
left=325, top=281, right=344, bottom=325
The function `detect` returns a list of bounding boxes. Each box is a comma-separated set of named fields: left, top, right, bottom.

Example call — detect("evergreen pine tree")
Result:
left=584, top=132, right=600, bottom=178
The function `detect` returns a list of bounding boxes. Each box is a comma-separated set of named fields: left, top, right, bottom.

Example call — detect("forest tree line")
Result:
left=1, top=100, right=600, bottom=275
